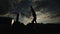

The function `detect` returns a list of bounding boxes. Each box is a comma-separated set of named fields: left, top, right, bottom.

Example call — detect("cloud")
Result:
left=1, top=0, right=60, bottom=25
left=29, top=0, right=60, bottom=25
left=1, top=0, right=60, bottom=17
left=33, top=0, right=60, bottom=17
left=9, top=0, right=31, bottom=17
left=0, top=0, right=10, bottom=15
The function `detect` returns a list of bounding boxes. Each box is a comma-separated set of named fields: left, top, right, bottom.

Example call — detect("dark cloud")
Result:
left=0, top=0, right=32, bottom=20
left=1, top=0, right=60, bottom=18
left=33, top=0, right=60, bottom=18
left=37, top=0, right=60, bottom=10
left=49, top=13, right=60, bottom=18
left=0, top=0, right=10, bottom=15
left=9, top=0, right=31, bottom=17
left=0, top=0, right=60, bottom=24
left=34, top=0, right=48, bottom=10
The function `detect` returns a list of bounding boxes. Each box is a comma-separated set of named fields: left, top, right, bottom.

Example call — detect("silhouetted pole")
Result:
left=16, top=13, right=19, bottom=23
left=31, top=6, right=37, bottom=23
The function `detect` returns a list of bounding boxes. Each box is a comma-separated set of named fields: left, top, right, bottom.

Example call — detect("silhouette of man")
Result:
left=31, top=6, right=37, bottom=23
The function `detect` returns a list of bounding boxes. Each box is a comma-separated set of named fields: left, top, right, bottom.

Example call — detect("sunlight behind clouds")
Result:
left=36, top=11, right=60, bottom=24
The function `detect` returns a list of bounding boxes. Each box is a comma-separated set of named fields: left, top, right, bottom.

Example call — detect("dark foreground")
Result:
left=0, top=17, right=60, bottom=34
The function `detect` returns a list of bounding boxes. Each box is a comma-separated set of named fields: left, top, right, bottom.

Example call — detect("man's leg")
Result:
left=34, top=17, right=37, bottom=23
left=34, top=19, right=37, bottom=23
left=35, top=20, right=37, bottom=23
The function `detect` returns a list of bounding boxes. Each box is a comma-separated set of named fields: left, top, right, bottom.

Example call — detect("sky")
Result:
left=0, top=0, right=60, bottom=25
